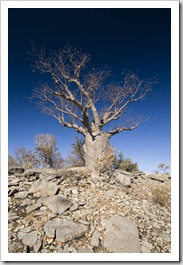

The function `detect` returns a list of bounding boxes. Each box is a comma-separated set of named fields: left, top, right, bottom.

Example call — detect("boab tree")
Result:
left=29, top=44, right=157, bottom=176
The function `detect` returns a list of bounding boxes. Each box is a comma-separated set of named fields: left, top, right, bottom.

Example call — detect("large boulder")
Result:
left=150, top=174, right=170, bottom=182
left=114, top=171, right=132, bottom=187
left=101, top=215, right=140, bottom=253
left=23, top=169, right=43, bottom=177
left=8, top=166, right=24, bottom=175
left=44, top=218, right=88, bottom=243
left=28, top=179, right=59, bottom=197
left=38, top=195, right=74, bottom=214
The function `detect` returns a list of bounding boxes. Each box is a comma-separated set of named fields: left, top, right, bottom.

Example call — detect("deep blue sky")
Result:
left=8, top=8, right=171, bottom=173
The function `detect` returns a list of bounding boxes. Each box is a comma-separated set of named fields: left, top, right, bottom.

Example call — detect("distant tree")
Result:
left=119, top=158, right=139, bottom=172
left=34, top=133, right=62, bottom=168
left=8, top=155, right=16, bottom=168
left=65, top=136, right=85, bottom=167
left=14, top=147, right=38, bottom=168
left=113, top=151, right=124, bottom=169
left=158, top=163, right=170, bottom=173
left=30, top=44, right=157, bottom=177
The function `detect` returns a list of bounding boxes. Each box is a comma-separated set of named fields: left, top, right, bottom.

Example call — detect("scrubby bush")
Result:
left=150, top=184, right=170, bottom=207
left=64, top=136, right=85, bottom=167
left=9, top=134, right=63, bottom=169
left=113, top=151, right=124, bottom=169
left=8, top=155, right=16, bottom=168
left=119, top=158, right=139, bottom=172
left=35, top=133, right=62, bottom=168
left=14, top=147, right=38, bottom=168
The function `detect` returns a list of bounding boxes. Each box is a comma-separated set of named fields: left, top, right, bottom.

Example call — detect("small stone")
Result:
left=143, top=241, right=153, bottom=250
left=78, top=219, right=90, bottom=225
left=91, top=231, right=100, bottom=247
left=26, top=203, right=42, bottom=214
left=68, top=246, right=76, bottom=252
left=14, top=191, right=28, bottom=199
left=8, top=212, right=19, bottom=221
left=79, top=247, right=94, bottom=253
left=63, top=244, right=69, bottom=253
left=9, top=242, right=22, bottom=253
left=8, top=189, right=19, bottom=197
left=22, top=198, right=32, bottom=206
left=47, top=213, right=57, bottom=219
left=162, top=232, right=171, bottom=242
left=18, top=231, right=37, bottom=247
left=70, top=202, right=79, bottom=211
left=40, top=206, right=48, bottom=211
left=8, top=179, right=20, bottom=186
left=34, top=239, right=43, bottom=253
left=70, top=187, right=78, bottom=194
left=141, top=245, right=151, bottom=253
left=22, top=226, right=32, bottom=233
left=106, top=189, right=115, bottom=198
left=153, top=222, right=160, bottom=229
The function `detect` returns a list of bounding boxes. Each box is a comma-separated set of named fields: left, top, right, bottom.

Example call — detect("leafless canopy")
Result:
left=29, top=44, right=157, bottom=137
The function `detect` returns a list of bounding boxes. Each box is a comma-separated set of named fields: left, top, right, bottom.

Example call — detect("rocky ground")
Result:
left=8, top=167, right=171, bottom=253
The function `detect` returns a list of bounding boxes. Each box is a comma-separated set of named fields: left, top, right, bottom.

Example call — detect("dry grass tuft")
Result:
left=150, top=184, right=170, bottom=207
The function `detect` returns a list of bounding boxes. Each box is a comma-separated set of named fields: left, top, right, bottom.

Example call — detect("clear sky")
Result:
left=8, top=7, right=171, bottom=173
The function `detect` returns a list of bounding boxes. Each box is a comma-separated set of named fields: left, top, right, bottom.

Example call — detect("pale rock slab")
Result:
left=28, top=179, right=59, bottom=197
left=91, top=230, right=100, bottom=247
left=18, top=231, right=37, bottom=247
left=114, top=172, right=131, bottom=187
left=44, top=218, right=88, bottom=243
left=102, top=215, right=140, bottom=253
left=38, top=195, right=74, bottom=214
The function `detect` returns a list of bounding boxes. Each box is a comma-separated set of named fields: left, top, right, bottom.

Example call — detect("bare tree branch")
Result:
left=29, top=45, right=157, bottom=139
left=108, top=115, right=149, bottom=136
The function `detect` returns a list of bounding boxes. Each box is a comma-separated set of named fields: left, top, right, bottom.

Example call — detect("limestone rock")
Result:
left=14, top=191, right=28, bottom=199
left=40, top=170, right=67, bottom=182
left=33, top=239, right=43, bottom=253
left=79, top=248, right=94, bottom=253
left=28, top=179, right=59, bottom=197
left=38, top=195, right=73, bottom=214
left=150, top=174, right=169, bottom=182
left=8, top=212, right=19, bottom=221
left=8, top=189, right=19, bottom=196
left=91, top=231, right=100, bottom=247
left=8, top=179, right=21, bottom=186
left=44, top=218, right=88, bottom=243
left=23, top=169, right=43, bottom=178
left=26, top=203, right=42, bottom=214
left=102, top=215, right=140, bottom=253
left=8, top=166, right=24, bottom=175
left=18, top=231, right=37, bottom=247
left=8, top=167, right=171, bottom=254
left=9, top=242, right=22, bottom=253
left=114, top=172, right=131, bottom=187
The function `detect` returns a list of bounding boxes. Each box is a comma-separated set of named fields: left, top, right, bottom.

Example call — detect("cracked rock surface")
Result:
left=8, top=167, right=171, bottom=253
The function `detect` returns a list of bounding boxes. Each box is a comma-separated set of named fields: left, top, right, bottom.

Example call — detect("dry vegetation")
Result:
left=150, top=183, right=171, bottom=207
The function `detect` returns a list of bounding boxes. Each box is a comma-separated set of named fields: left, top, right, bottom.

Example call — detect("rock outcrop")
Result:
left=8, top=167, right=171, bottom=253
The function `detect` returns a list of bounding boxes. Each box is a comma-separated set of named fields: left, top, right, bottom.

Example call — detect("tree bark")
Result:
left=83, top=132, right=111, bottom=177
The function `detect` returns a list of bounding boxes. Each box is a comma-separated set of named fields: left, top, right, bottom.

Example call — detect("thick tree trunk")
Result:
left=83, top=132, right=111, bottom=177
